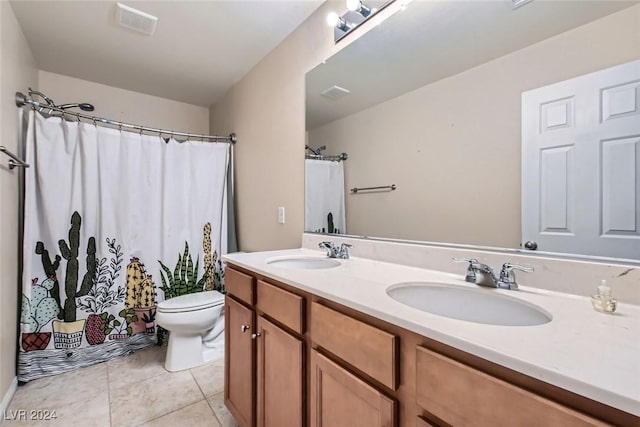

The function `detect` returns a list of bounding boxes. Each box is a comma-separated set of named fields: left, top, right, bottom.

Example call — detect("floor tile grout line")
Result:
left=205, top=396, right=226, bottom=427
left=132, top=398, right=214, bottom=427
left=119, top=369, right=203, bottom=427
left=189, top=368, right=208, bottom=400
left=191, top=366, right=228, bottom=427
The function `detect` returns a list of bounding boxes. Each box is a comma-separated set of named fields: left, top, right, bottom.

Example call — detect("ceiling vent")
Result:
left=321, top=85, right=351, bottom=100
left=116, top=3, right=158, bottom=36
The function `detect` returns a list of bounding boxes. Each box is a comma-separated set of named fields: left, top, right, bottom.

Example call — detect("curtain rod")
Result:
left=15, top=92, right=237, bottom=144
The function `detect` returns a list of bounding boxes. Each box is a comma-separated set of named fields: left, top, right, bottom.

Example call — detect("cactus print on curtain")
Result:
left=19, top=110, right=230, bottom=382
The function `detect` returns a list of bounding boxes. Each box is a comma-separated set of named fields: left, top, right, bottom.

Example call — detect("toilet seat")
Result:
left=157, top=290, right=224, bottom=313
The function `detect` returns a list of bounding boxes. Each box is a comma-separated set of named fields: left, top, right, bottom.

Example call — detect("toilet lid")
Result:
left=157, top=290, right=224, bottom=313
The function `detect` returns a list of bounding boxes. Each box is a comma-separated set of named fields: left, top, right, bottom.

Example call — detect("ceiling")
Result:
left=10, top=0, right=324, bottom=107
left=306, top=0, right=639, bottom=129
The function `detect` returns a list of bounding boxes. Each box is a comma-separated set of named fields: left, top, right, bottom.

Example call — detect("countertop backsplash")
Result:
left=302, top=233, right=640, bottom=305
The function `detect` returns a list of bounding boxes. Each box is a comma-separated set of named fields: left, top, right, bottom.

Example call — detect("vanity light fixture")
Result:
left=327, top=0, right=394, bottom=43
left=326, top=11, right=355, bottom=32
left=346, top=0, right=374, bottom=18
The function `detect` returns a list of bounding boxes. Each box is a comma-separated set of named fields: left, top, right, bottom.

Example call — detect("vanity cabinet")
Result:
left=310, top=302, right=398, bottom=427
left=256, top=315, right=303, bottom=426
left=310, top=302, right=398, bottom=390
left=224, top=263, right=635, bottom=427
left=415, top=346, right=607, bottom=427
left=225, top=268, right=304, bottom=427
left=224, top=295, right=255, bottom=427
left=310, top=349, right=396, bottom=427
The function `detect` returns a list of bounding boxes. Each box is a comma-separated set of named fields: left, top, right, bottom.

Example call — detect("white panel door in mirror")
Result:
left=601, top=136, right=639, bottom=236
left=523, top=60, right=640, bottom=259
left=540, top=97, right=574, bottom=132
left=601, top=80, right=640, bottom=122
left=540, top=146, right=573, bottom=233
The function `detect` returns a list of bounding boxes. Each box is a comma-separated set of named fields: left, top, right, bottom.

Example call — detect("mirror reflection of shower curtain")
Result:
left=19, top=110, right=229, bottom=382
left=305, top=159, right=346, bottom=234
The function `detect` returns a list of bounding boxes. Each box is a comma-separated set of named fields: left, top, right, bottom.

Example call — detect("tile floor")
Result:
left=5, top=346, right=237, bottom=427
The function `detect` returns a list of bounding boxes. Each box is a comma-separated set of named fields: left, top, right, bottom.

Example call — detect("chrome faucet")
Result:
left=319, top=242, right=352, bottom=259
left=453, top=258, right=533, bottom=290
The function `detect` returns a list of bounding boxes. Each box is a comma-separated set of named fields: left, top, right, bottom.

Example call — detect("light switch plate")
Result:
left=278, top=207, right=285, bottom=224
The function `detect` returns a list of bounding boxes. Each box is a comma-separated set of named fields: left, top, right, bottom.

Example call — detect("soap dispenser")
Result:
left=591, top=280, right=617, bottom=314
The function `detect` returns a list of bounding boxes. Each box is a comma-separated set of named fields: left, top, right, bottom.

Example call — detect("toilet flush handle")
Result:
left=241, top=324, right=250, bottom=333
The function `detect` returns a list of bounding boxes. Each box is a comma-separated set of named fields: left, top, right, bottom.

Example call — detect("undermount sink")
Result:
left=266, top=256, right=341, bottom=270
left=387, top=282, right=552, bottom=326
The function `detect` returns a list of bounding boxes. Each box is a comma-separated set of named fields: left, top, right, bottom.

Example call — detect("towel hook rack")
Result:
left=0, top=146, right=29, bottom=170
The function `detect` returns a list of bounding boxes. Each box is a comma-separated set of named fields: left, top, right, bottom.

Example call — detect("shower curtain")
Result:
left=19, top=111, right=229, bottom=381
left=305, top=159, right=346, bottom=234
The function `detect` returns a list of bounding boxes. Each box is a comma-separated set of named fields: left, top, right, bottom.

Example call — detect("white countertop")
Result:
left=223, top=248, right=640, bottom=416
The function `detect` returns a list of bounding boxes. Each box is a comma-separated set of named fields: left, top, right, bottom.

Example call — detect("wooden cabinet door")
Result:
left=256, top=315, right=303, bottom=427
left=310, top=349, right=396, bottom=427
left=225, top=296, right=255, bottom=427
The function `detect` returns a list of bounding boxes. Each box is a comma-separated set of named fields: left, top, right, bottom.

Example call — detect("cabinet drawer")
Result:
left=226, top=267, right=254, bottom=305
left=311, top=302, right=398, bottom=390
left=257, top=280, right=304, bottom=334
left=415, top=346, right=608, bottom=427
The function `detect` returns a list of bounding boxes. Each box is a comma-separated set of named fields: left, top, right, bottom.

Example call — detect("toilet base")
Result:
left=164, top=332, right=225, bottom=372
left=164, top=333, right=206, bottom=372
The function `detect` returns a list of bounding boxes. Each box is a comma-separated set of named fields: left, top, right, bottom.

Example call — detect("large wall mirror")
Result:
left=305, top=0, right=640, bottom=261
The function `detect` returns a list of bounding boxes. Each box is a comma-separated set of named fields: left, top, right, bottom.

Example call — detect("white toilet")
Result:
left=156, top=290, right=225, bottom=372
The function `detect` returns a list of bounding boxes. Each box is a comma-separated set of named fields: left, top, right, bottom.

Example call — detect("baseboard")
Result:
left=0, top=377, right=18, bottom=426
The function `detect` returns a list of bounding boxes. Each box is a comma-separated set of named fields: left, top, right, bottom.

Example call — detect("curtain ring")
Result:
left=93, top=117, right=97, bottom=127
left=139, top=126, right=143, bottom=135
left=186, top=135, right=190, bottom=142
left=118, top=123, right=123, bottom=132
left=76, top=114, right=81, bottom=123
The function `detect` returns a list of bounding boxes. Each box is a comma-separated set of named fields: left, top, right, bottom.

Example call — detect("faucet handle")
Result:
left=319, top=241, right=337, bottom=257
left=453, top=257, right=478, bottom=264
left=498, top=263, right=533, bottom=289
left=452, top=257, right=479, bottom=283
left=501, top=263, right=534, bottom=274
left=338, top=243, right=352, bottom=259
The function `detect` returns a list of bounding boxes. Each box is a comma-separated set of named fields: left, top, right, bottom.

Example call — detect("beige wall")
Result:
left=0, top=0, right=38, bottom=404
left=208, top=3, right=331, bottom=252
left=309, top=5, right=640, bottom=248
left=39, top=71, right=210, bottom=134
left=209, top=1, right=402, bottom=252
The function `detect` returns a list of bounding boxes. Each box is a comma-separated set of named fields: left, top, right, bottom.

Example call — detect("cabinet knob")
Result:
left=251, top=332, right=261, bottom=340
left=241, top=324, right=250, bottom=333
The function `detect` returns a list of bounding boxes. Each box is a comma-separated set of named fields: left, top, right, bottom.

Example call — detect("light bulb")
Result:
left=326, top=12, right=340, bottom=27
left=346, top=0, right=372, bottom=18
left=346, top=0, right=361, bottom=12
